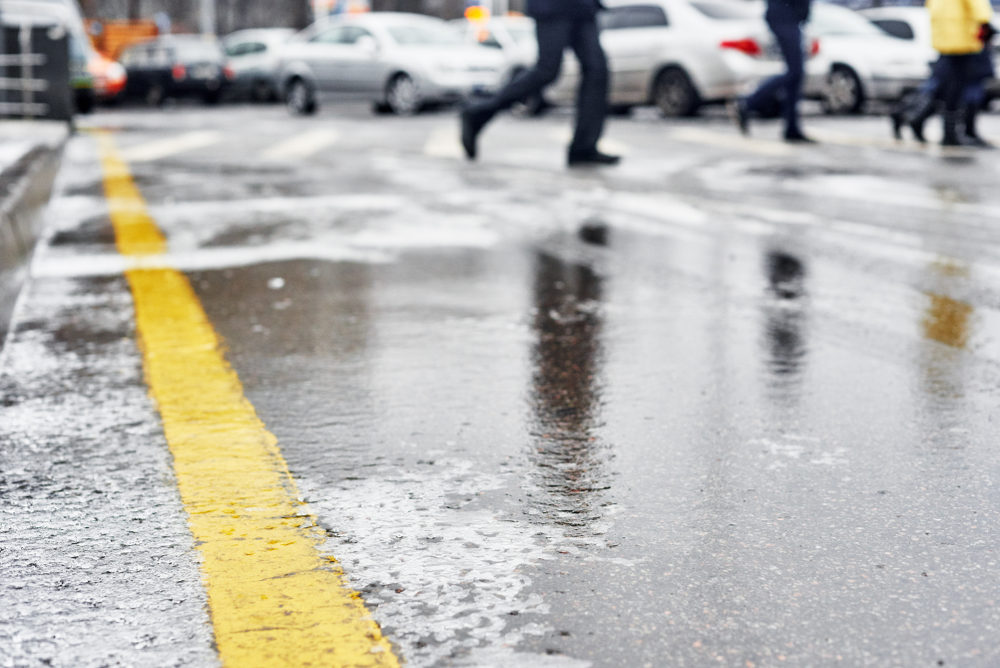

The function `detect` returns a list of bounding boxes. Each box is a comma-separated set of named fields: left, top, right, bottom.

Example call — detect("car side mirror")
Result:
left=356, top=35, right=378, bottom=55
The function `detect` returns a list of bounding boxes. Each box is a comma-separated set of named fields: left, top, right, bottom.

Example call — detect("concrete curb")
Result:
left=0, top=122, right=69, bottom=346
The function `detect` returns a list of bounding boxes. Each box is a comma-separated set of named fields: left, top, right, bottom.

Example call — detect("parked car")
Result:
left=89, top=50, right=127, bottom=103
left=803, top=2, right=935, bottom=114
left=277, top=12, right=506, bottom=116
left=545, top=0, right=786, bottom=117
left=0, top=0, right=96, bottom=113
left=119, top=34, right=234, bottom=106
left=860, top=5, right=1000, bottom=102
left=223, top=27, right=295, bottom=102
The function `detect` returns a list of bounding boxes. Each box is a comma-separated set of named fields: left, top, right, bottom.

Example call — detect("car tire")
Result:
left=285, top=78, right=317, bottom=115
left=652, top=67, right=700, bottom=118
left=822, top=65, right=864, bottom=115
left=385, top=73, right=421, bottom=116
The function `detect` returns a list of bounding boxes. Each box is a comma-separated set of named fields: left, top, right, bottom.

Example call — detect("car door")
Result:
left=302, top=24, right=356, bottom=92
left=599, top=4, right=673, bottom=103
left=336, top=26, right=382, bottom=93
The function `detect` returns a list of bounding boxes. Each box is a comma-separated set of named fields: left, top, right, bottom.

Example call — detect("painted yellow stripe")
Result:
left=95, top=131, right=400, bottom=668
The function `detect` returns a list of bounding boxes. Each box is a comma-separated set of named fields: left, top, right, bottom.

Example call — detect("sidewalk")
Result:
left=0, top=120, right=69, bottom=346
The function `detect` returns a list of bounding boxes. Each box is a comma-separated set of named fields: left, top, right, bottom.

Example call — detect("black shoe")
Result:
left=460, top=107, right=490, bottom=160
left=728, top=98, right=749, bottom=136
left=567, top=149, right=621, bottom=167
left=889, top=110, right=904, bottom=140
left=783, top=131, right=816, bottom=144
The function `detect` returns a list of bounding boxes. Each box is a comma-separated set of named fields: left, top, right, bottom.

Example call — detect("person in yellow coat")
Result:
left=927, top=0, right=994, bottom=145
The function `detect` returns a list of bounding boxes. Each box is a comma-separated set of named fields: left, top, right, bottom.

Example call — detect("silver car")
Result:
left=278, top=12, right=506, bottom=115
left=547, top=0, right=785, bottom=117
left=803, top=2, right=935, bottom=114
left=223, top=28, right=295, bottom=102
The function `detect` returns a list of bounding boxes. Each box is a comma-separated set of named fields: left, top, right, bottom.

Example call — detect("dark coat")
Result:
left=765, top=0, right=810, bottom=24
left=525, top=0, right=601, bottom=20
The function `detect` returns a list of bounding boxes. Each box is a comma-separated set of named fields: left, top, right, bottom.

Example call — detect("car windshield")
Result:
left=690, top=1, right=761, bottom=20
left=386, top=21, right=463, bottom=45
left=809, top=4, right=884, bottom=36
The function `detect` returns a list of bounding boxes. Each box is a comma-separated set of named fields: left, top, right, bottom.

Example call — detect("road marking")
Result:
left=262, top=128, right=341, bottom=160
left=94, top=131, right=400, bottom=668
left=119, top=130, right=223, bottom=162
left=424, top=125, right=464, bottom=158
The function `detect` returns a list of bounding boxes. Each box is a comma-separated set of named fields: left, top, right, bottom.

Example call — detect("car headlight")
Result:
left=107, top=61, right=126, bottom=85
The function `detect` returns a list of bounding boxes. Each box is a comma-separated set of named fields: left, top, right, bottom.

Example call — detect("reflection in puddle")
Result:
left=761, top=250, right=809, bottom=389
left=919, top=260, right=973, bottom=405
left=922, top=292, right=972, bottom=349
left=525, top=252, right=611, bottom=536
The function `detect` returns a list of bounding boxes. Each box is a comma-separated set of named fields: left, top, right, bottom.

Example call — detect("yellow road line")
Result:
left=95, top=131, right=400, bottom=668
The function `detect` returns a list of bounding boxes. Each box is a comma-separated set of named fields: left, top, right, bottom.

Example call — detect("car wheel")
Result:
left=285, top=78, right=316, bottom=115
left=652, top=67, right=700, bottom=118
left=386, top=73, right=421, bottom=116
left=822, top=66, right=864, bottom=115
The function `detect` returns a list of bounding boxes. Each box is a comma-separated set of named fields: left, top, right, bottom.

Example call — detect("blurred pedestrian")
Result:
left=459, top=0, right=619, bottom=167
left=891, top=46, right=994, bottom=146
left=925, top=0, right=993, bottom=146
left=729, top=0, right=814, bottom=143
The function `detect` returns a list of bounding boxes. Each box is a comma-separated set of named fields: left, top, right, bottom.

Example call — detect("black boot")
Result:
left=963, top=103, right=993, bottom=148
left=460, top=103, right=494, bottom=160
left=941, top=110, right=963, bottom=146
left=905, top=91, right=937, bottom=143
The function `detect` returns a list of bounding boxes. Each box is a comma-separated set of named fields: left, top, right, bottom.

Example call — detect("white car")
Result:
left=804, top=2, right=936, bottom=114
left=452, top=15, right=538, bottom=81
left=223, top=28, right=295, bottom=102
left=278, top=12, right=506, bottom=115
left=547, top=0, right=786, bottom=117
left=860, top=5, right=1000, bottom=101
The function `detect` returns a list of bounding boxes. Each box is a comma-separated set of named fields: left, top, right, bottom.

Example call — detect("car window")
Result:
left=313, top=25, right=352, bottom=44
left=476, top=28, right=502, bottom=48
left=690, top=1, right=760, bottom=19
left=600, top=5, right=669, bottom=30
left=809, top=4, right=883, bottom=36
left=869, top=18, right=914, bottom=40
left=385, top=21, right=464, bottom=45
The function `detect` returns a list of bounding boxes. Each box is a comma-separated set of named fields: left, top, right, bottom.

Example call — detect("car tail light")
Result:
left=810, top=39, right=821, bottom=56
left=172, top=63, right=187, bottom=80
left=224, top=65, right=235, bottom=80
left=720, top=38, right=762, bottom=57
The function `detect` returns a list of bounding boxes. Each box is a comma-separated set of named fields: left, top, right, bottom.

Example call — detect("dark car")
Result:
left=119, top=34, right=233, bottom=105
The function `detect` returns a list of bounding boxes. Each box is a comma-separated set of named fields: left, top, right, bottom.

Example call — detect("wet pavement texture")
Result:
left=3, top=104, right=1000, bottom=666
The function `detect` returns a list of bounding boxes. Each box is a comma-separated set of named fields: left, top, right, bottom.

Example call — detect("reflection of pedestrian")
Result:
left=730, top=0, right=814, bottom=143
left=459, top=0, right=619, bottom=167
left=925, top=0, right=994, bottom=145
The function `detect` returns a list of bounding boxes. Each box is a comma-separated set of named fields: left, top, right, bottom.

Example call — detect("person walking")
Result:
left=729, top=0, right=814, bottom=143
left=459, top=0, right=619, bottom=167
left=926, top=0, right=994, bottom=146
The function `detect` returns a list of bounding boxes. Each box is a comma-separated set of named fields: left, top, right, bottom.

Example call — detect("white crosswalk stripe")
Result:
left=119, top=131, right=223, bottom=162
left=261, top=128, right=341, bottom=160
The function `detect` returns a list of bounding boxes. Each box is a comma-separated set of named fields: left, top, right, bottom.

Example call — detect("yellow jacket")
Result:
left=928, top=0, right=994, bottom=54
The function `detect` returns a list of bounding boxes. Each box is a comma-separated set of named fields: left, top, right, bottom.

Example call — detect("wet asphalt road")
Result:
left=4, top=101, right=1000, bottom=667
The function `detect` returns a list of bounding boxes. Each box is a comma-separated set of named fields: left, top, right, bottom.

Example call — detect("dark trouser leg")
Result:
left=939, top=54, right=976, bottom=145
left=473, top=18, right=571, bottom=117
left=745, top=19, right=803, bottom=136
left=566, top=17, right=609, bottom=154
